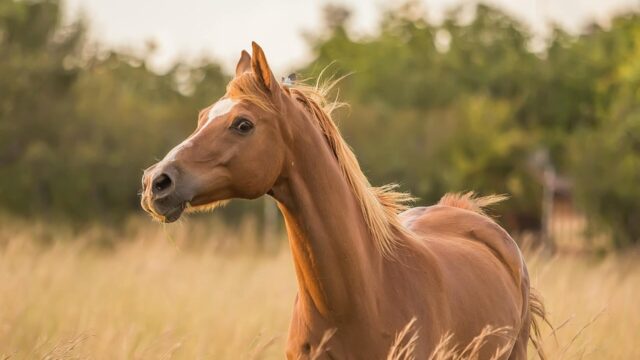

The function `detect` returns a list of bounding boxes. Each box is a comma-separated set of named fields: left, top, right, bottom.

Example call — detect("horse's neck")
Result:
left=272, top=125, right=384, bottom=321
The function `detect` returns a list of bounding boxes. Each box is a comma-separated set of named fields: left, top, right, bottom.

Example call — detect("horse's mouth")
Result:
left=141, top=191, right=228, bottom=223
left=142, top=198, right=186, bottom=223
left=161, top=203, right=185, bottom=223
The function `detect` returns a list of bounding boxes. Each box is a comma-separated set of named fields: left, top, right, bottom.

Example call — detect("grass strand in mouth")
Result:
left=163, top=222, right=179, bottom=249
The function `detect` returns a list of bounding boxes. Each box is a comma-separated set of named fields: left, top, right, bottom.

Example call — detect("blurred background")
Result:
left=1, top=0, right=639, bottom=358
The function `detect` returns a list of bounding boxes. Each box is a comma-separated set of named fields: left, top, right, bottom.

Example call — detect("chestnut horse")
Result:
left=141, top=42, right=546, bottom=359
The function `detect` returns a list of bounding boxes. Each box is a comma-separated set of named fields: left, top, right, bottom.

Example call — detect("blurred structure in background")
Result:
left=2, top=0, right=640, bottom=251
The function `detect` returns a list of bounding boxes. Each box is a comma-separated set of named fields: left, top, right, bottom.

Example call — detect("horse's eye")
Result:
left=230, top=117, right=254, bottom=134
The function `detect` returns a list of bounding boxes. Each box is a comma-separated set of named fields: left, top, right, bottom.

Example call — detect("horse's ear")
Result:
left=251, top=41, right=278, bottom=93
left=235, top=50, right=251, bottom=77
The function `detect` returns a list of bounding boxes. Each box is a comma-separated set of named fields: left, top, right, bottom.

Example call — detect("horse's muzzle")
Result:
left=141, top=163, right=188, bottom=223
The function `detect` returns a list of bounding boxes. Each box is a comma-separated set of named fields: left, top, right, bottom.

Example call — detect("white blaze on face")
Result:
left=163, top=97, right=238, bottom=162
left=206, top=98, right=236, bottom=125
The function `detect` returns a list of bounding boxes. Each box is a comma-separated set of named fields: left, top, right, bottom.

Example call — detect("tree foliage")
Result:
left=0, top=0, right=227, bottom=220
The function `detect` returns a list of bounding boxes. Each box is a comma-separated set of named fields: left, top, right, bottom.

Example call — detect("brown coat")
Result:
left=140, top=42, right=546, bottom=359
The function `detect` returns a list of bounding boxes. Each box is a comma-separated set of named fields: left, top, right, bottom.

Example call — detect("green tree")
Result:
left=0, top=0, right=229, bottom=221
left=569, top=15, right=640, bottom=246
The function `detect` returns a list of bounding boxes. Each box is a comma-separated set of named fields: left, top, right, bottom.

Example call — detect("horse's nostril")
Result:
left=152, top=173, right=173, bottom=195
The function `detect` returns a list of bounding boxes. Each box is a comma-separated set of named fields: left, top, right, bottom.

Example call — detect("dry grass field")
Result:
left=1, top=216, right=639, bottom=359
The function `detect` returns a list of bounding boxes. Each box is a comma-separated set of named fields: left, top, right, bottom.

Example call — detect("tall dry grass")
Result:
left=0, top=216, right=638, bottom=359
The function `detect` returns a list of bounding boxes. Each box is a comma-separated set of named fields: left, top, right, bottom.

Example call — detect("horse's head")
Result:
left=141, top=42, right=290, bottom=222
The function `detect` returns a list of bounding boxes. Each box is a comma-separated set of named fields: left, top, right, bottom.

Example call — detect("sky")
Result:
left=63, top=0, right=640, bottom=74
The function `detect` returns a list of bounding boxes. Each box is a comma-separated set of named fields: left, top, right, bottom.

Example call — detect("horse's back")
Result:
left=402, top=205, right=524, bottom=285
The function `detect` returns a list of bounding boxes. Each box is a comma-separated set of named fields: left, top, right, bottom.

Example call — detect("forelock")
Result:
left=227, top=73, right=278, bottom=114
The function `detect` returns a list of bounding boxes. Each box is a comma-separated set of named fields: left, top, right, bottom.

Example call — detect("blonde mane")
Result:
left=228, top=73, right=415, bottom=257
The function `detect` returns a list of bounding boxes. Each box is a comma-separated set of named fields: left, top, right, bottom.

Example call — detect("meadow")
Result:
left=1, top=216, right=639, bottom=359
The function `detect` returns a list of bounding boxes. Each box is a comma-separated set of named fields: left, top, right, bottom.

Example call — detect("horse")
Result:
left=140, top=42, right=547, bottom=359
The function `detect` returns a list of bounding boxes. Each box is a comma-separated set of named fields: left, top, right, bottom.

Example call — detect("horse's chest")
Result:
left=285, top=300, right=395, bottom=359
